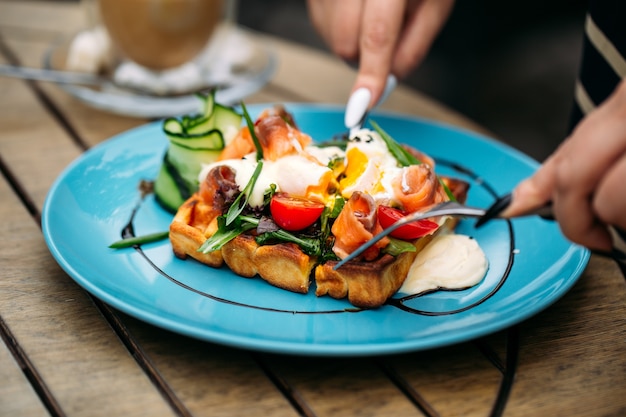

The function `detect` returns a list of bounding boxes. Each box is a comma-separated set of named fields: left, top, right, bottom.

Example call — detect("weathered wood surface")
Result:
left=1, top=2, right=625, bottom=416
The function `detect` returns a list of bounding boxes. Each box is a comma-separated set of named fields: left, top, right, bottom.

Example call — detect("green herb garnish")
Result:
left=370, top=120, right=420, bottom=167
left=439, top=177, right=457, bottom=202
left=241, top=102, right=264, bottom=161
left=255, top=230, right=321, bottom=256
left=382, top=237, right=417, bottom=256
left=370, top=119, right=456, bottom=202
left=320, top=194, right=345, bottom=235
left=199, top=213, right=323, bottom=256
left=224, top=161, right=264, bottom=226
left=263, top=183, right=278, bottom=207
left=109, top=231, right=169, bottom=249
left=198, top=215, right=257, bottom=253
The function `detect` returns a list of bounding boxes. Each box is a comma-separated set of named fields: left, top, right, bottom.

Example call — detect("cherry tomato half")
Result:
left=269, top=193, right=325, bottom=231
left=377, top=205, right=439, bottom=240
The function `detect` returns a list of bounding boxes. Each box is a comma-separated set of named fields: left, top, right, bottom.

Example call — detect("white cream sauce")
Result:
left=399, top=232, right=488, bottom=295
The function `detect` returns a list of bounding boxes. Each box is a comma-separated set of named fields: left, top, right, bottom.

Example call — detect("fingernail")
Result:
left=345, top=87, right=371, bottom=129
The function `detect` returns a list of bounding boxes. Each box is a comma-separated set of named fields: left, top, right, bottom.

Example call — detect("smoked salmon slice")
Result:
left=392, top=164, right=447, bottom=213
left=331, top=192, right=389, bottom=261
left=218, top=112, right=312, bottom=162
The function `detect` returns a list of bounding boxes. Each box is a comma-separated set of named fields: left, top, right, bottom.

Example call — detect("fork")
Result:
left=333, top=195, right=551, bottom=270
left=333, top=193, right=626, bottom=273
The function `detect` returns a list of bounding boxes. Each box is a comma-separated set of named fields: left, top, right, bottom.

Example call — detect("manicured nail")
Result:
left=344, top=87, right=371, bottom=129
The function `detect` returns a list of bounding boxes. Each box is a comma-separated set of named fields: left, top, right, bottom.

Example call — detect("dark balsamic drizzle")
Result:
left=122, top=158, right=514, bottom=317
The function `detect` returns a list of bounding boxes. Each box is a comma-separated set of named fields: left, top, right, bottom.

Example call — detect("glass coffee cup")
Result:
left=98, top=0, right=225, bottom=71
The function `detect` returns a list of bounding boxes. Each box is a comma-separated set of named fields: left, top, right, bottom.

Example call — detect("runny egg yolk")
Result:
left=304, top=169, right=337, bottom=204
left=265, top=154, right=338, bottom=205
left=339, top=147, right=385, bottom=198
left=339, top=147, right=367, bottom=189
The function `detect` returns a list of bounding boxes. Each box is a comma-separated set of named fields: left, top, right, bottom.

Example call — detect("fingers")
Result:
left=500, top=153, right=558, bottom=218
left=354, top=0, right=406, bottom=106
left=502, top=80, right=626, bottom=251
left=329, top=0, right=365, bottom=61
left=593, top=150, right=626, bottom=232
left=552, top=152, right=613, bottom=251
left=550, top=83, right=626, bottom=250
left=308, top=0, right=454, bottom=108
left=307, top=0, right=364, bottom=61
left=502, top=142, right=614, bottom=251
left=393, top=0, right=455, bottom=77
left=592, top=81, right=626, bottom=233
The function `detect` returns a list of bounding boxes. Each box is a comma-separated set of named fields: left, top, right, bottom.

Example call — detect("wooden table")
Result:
left=1, top=2, right=625, bottom=416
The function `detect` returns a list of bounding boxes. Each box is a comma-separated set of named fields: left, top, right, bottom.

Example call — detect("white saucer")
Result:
left=43, top=25, right=277, bottom=118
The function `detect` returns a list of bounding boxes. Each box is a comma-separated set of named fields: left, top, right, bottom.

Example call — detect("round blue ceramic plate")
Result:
left=42, top=104, right=589, bottom=356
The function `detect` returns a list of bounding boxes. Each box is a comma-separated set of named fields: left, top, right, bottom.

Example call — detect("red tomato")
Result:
left=377, top=205, right=439, bottom=240
left=270, top=193, right=325, bottom=231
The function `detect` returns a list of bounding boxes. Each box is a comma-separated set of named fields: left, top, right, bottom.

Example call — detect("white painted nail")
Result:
left=344, top=87, right=371, bottom=129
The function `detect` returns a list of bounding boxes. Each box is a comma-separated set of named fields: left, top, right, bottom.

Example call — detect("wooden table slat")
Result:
left=0, top=171, right=181, bottom=417
left=0, top=334, right=49, bottom=417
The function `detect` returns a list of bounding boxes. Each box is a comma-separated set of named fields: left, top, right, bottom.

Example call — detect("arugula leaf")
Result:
left=370, top=119, right=457, bottom=202
left=255, top=230, right=321, bottom=256
left=382, top=237, right=417, bottom=256
left=263, top=183, right=277, bottom=207
left=320, top=194, right=345, bottom=236
left=314, top=195, right=344, bottom=262
left=224, top=161, right=264, bottom=226
left=328, top=195, right=346, bottom=217
left=198, top=215, right=257, bottom=253
left=370, top=120, right=420, bottom=167
left=439, top=177, right=457, bottom=202
left=199, top=213, right=323, bottom=257
left=240, top=102, right=264, bottom=161
left=222, top=103, right=269, bottom=226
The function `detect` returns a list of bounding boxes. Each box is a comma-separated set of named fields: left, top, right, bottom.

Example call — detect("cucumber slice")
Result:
left=167, top=143, right=222, bottom=190
left=211, top=104, right=243, bottom=144
left=165, top=128, right=226, bottom=150
left=154, top=160, right=186, bottom=213
left=163, top=117, right=184, bottom=134
left=154, top=91, right=243, bottom=212
left=184, top=92, right=216, bottom=134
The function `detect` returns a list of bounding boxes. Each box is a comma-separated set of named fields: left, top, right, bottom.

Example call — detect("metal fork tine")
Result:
left=332, top=201, right=486, bottom=270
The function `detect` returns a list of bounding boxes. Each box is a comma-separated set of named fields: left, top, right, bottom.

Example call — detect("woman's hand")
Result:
left=502, top=80, right=626, bottom=251
left=307, top=0, right=455, bottom=107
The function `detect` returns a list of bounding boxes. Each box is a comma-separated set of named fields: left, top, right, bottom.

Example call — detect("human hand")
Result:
left=307, top=0, right=455, bottom=107
left=501, top=80, right=626, bottom=251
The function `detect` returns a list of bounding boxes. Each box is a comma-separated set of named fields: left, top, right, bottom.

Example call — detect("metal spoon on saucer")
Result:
left=0, top=64, right=224, bottom=97
left=0, top=64, right=110, bottom=89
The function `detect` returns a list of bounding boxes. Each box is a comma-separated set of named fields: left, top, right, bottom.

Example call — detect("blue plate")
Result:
left=42, top=104, right=589, bottom=356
